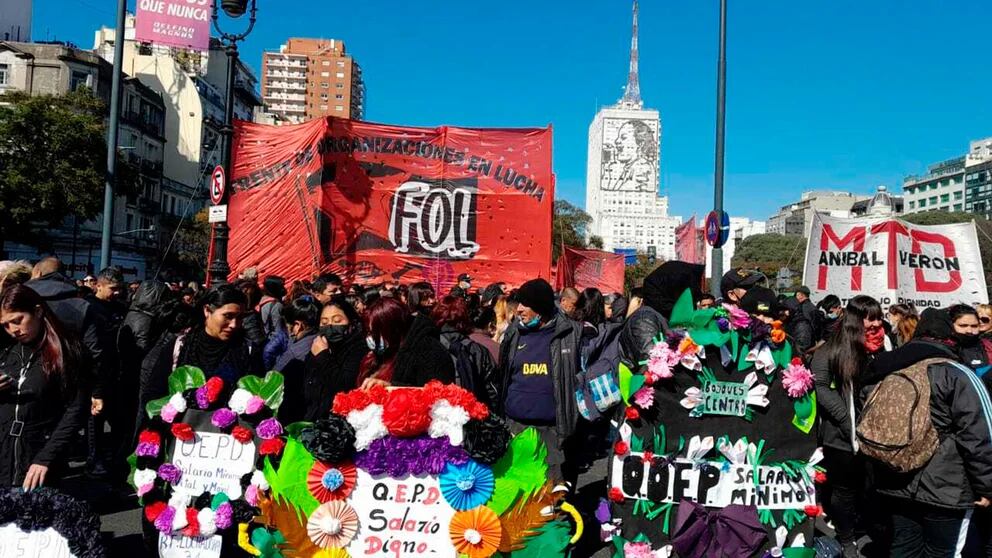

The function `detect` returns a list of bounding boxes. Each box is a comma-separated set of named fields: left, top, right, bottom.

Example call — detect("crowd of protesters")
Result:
left=1, top=256, right=992, bottom=557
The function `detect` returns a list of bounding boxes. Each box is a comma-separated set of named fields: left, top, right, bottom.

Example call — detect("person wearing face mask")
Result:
left=811, top=295, right=886, bottom=558
left=0, top=285, right=88, bottom=489
left=816, top=295, right=844, bottom=343
left=301, top=297, right=368, bottom=421
left=948, top=304, right=987, bottom=371
left=496, top=278, right=582, bottom=490
left=357, top=297, right=454, bottom=388
left=407, top=282, right=437, bottom=317
left=273, top=297, right=322, bottom=423
left=719, top=268, right=765, bottom=307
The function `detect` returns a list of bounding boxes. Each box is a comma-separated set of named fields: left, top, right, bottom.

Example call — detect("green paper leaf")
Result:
left=783, top=549, right=816, bottom=558
left=264, top=437, right=319, bottom=520
left=126, top=453, right=138, bottom=500
left=210, top=493, right=229, bottom=510
left=238, top=370, right=285, bottom=411
left=730, top=330, right=740, bottom=363
left=251, top=527, right=287, bottom=558
left=619, top=362, right=634, bottom=405
left=792, top=391, right=817, bottom=434
left=511, top=520, right=573, bottom=558
left=145, top=395, right=170, bottom=419
left=772, top=342, right=794, bottom=370
left=168, top=366, right=206, bottom=395
left=285, top=421, right=312, bottom=438
left=488, top=428, right=548, bottom=515
left=669, top=289, right=695, bottom=327
left=611, top=534, right=628, bottom=558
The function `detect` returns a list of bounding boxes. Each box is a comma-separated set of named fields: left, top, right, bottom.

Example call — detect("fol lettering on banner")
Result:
left=388, top=179, right=480, bottom=259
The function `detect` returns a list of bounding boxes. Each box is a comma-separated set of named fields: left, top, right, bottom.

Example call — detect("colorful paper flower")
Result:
left=245, top=395, right=266, bottom=415
left=232, top=425, right=253, bottom=444
left=228, top=388, right=253, bottom=414
left=160, top=403, right=179, bottom=423
left=204, top=376, right=224, bottom=402
left=814, top=471, right=827, bottom=484
left=257, top=418, right=284, bottom=440
left=145, top=501, right=166, bottom=522
left=133, top=468, right=157, bottom=497
left=646, top=340, right=678, bottom=381
left=449, top=507, right=501, bottom=558
left=307, top=462, right=357, bottom=503
left=782, top=361, right=815, bottom=398
left=625, top=407, right=641, bottom=421
left=168, top=391, right=188, bottom=413
left=171, top=422, right=195, bottom=442
left=157, top=463, right=182, bottom=484
left=804, top=505, right=822, bottom=517
left=198, top=507, right=217, bottom=537
left=211, top=408, right=238, bottom=429
left=608, top=487, right=625, bottom=503
left=725, top=303, right=751, bottom=329
left=214, top=502, right=233, bottom=530
left=136, top=430, right=161, bottom=457
left=382, top=388, right=432, bottom=437
left=440, top=460, right=495, bottom=511
left=428, top=399, right=471, bottom=445
left=259, top=438, right=286, bottom=456
left=251, top=469, right=270, bottom=491
left=770, top=321, right=787, bottom=344
left=346, top=404, right=388, bottom=451
left=307, top=501, right=359, bottom=548
left=633, top=386, right=655, bottom=409
left=195, top=386, right=210, bottom=409
left=245, top=484, right=260, bottom=506
left=354, top=435, right=469, bottom=477
left=153, top=505, right=176, bottom=533
left=182, top=507, right=200, bottom=537
left=614, top=441, right=629, bottom=456
left=624, top=542, right=654, bottom=558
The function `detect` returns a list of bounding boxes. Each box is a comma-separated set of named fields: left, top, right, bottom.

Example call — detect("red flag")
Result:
left=556, top=246, right=625, bottom=294
left=675, top=215, right=703, bottom=264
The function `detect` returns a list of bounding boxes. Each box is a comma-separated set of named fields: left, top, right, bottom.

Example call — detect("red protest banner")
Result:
left=675, top=215, right=704, bottom=265
left=555, top=246, right=625, bottom=294
left=228, top=118, right=554, bottom=291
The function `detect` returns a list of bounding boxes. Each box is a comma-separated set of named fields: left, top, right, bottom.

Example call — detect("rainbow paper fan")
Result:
left=307, top=501, right=359, bottom=549
left=440, top=460, right=495, bottom=511
left=449, top=507, right=501, bottom=558
left=308, top=462, right=357, bottom=503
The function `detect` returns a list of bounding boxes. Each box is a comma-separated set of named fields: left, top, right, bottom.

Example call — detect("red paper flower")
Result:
left=182, top=507, right=200, bottom=537
left=814, top=471, right=827, bottom=484
left=332, top=384, right=389, bottom=416
left=644, top=374, right=656, bottom=386
left=804, top=505, right=822, bottom=517
left=382, top=388, right=432, bottom=437
left=231, top=425, right=253, bottom=444
left=204, top=376, right=224, bottom=403
left=171, top=423, right=195, bottom=442
left=259, top=438, right=286, bottom=456
left=625, top=407, right=641, bottom=421
left=139, top=430, right=161, bottom=446
left=608, top=487, right=625, bottom=503
left=641, top=451, right=655, bottom=464
left=145, top=502, right=167, bottom=522
left=791, top=357, right=803, bottom=366
left=614, top=441, right=629, bottom=456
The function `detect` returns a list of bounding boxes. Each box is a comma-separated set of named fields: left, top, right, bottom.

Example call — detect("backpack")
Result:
left=575, top=323, right=624, bottom=421
left=441, top=334, right=497, bottom=408
left=856, top=357, right=945, bottom=473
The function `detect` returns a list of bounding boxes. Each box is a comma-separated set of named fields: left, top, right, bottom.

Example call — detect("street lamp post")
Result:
left=99, top=0, right=128, bottom=271
left=709, top=0, right=728, bottom=297
left=207, top=0, right=258, bottom=286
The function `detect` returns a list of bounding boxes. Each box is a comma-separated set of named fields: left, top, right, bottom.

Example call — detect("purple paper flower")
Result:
left=214, top=502, right=233, bottom=530
left=195, top=386, right=210, bottom=409
left=136, top=442, right=159, bottom=458
left=157, top=463, right=183, bottom=484
left=355, top=435, right=469, bottom=477
left=154, top=506, right=176, bottom=533
left=594, top=498, right=611, bottom=523
left=256, top=418, right=283, bottom=440
left=211, top=408, right=237, bottom=429
left=716, top=317, right=731, bottom=332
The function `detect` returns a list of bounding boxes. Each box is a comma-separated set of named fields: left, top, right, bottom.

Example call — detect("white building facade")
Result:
left=705, top=218, right=766, bottom=278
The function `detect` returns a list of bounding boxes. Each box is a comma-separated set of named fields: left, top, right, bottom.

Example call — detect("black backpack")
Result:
left=441, top=334, right=497, bottom=407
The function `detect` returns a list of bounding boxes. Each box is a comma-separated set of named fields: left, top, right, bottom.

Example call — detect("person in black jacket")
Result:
left=811, top=295, right=885, bottom=557
left=860, top=308, right=992, bottom=558
left=0, top=285, right=89, bottom=488
left=236, top=279, right=267, bottom=349
left=275, top=296, right=321, bottom=423
left=358, top=297, right=455, bottom=388
left=302, top=297, right=368, bottom=421
left=782, top=297, right=815, bottom=356
left=433, top=295, right=498, bottom=408
left=947, top=304, right=987, bottom=370
left=496, top=279, right=582, bottom=489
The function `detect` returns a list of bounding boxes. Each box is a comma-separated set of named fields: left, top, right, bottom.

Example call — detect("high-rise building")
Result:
left=261, top=38, right=365, bottom=124
left=585, top=0, right=680, bottom=259
left=705, top=218, right=767, bottom=278
left=766, top=191, right=869, bottom=236
left=0, top=0, right=31, bottom=42
left=902, top=156, right=967, bottom=214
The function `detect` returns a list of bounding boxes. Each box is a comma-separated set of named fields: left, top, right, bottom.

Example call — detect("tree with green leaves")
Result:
left=731, top=233, right=808, bottom=284
left=551, top=199, right=593, bottom=262
left=0, top=89, right=107, bottom=252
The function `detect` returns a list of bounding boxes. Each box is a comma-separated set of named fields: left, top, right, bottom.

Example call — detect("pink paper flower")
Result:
left=646, top=341, right=676, bottom=380
left=245, top=395, right=265, bottom=415
left=633, top=386, right=655, bottom=410
left=624, top=541, right=654, bottom=558
left=782, top=362, right=815, bottom=398
left=214, top=502, right=233, bottom=530
left=211, top=408, right=237, bottom=429
left=724, top=303, right=751, bottom=329
left=160, top=403, right=179, bottom=423
left=244, top=484, right=259, bottom=506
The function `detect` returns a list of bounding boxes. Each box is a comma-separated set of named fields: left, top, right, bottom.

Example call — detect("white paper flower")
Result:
left=428, top=399, right=471, bottom=445
left=228, top=388, right=253, bottom=415
left=347, top=404, right=387, bottom=451
left=717, top=437, right=749, bottom=465
left=198, top=507, right=217, bottom=537
left=168, top=392, right=188, bottom=414
left=679, top=345, right=705, bottom=372
left=745, top=345, right=776, bottom=375
left=251, top=469, right=270, bottom=491
left=680, top=386, right=703, bottom=410
left=743, top=372, right=770, bottom=408
left=686, top=435, right=714, bottom=461
left=133, top=468, right=157, bottom=492
left=169, top=492, right=189, bottom=531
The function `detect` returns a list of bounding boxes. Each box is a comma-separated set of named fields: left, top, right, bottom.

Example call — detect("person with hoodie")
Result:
left=782, top=297, right=815, bottom=356
left=947, top=304, right=987, bottom=370
left=860, top=308, right=992, bottom=558
left=811, top=295, right=886, bottom=557
left=358, top=297, right=455, bottom=388
left=618, top=261, right=705, bottom=368
left=299, top=298, right=368, bottom=421
left=433, top=295, right=498, bottom=408
left=496, top=278, right=582, bottom=489
left=259, top=275, right=287, bottom=344
left=275, top=296, right=322, bottom=423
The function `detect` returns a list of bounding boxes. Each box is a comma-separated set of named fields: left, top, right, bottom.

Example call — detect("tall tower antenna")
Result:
left=621, top=0, right=643, bottom=108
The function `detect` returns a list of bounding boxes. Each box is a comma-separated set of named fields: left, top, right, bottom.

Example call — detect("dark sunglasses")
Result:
left=981, top=317, right=991, bottom=324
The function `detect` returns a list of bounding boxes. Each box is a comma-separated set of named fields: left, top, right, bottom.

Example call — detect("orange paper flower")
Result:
left=449, top=507, right=501, bottom=558
left=678, top=336, right=698, bottom=355
left=308, top=462, right=357, bottom=503
left=307, top=501, right=359, bottom=549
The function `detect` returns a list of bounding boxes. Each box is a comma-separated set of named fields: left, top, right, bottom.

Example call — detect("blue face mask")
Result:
left=366, top=336, right=387, bottom=355
left=520, top=316, right=542, bottom=330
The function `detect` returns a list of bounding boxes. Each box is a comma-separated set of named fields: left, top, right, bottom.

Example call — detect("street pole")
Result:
left=99, top=0, right=127, bottom=271
left=710, top=0, right=728, bottom=297
left=208, top=0, right=257, bottom=286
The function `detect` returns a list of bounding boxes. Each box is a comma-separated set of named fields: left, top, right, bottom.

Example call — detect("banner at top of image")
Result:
left=227, top=118, right=554, bottom=291
left=135, top=0, right=213, bottom=52
left=802, top=212, right=988, bottom=310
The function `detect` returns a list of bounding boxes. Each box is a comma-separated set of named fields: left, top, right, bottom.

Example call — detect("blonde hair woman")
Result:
left=493, top=296, right=517, bottom=345
left=0, top=260, right=32, bottom=296
left=976, top=303, right=992, bottom=336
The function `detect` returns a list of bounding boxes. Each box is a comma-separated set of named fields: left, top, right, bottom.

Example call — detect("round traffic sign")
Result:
left=705, top=210, right=730, bottom=248
left=210, top=165, right=226, bottom=205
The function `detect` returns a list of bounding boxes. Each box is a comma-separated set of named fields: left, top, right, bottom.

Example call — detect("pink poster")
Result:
left=135, top=0, right=213, bottom=52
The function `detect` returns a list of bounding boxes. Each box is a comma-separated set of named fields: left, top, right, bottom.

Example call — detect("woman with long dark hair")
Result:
left=433, top=295, right=497, bottom=406
left=0, top=285, right=89, bottom=488
left=811, top=295, right=885, bottom=557
left=302, top=297, right=369, bottom=421
left=359, top=297, right=454, bottom=388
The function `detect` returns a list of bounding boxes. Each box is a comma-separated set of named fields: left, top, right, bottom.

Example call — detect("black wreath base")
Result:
left=0, top=488, right=105, bottom=558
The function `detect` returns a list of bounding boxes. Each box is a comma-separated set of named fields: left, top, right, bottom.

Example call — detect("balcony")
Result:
left=269, top=103, right=305, bottom=113
left=121, top=110, right=165, bottom=138
left=264, top=92, right=306, bottom=101
left=265, top=81, right=305, bottom=91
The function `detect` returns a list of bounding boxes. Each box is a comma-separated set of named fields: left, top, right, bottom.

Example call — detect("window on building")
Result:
left=322, top=61, right=330, bottom=66
left=335, top=94, right=344, bottom=99
left=940, top=194, right=950, bottom=203
left=321, top=71, right=330, bottom=77
left=336, top=61, right=345, bottom=67
left=126, top=213, right=134, bottom=230
left=954, top=191, right=963, bottom=200
left=919, top=199, right=926, bottom=208
left=909, top=201, right=915, bottom=209
left=70, top=70, right=91, bottom=91
left=929, top=196, right=938, bottom=204
left=335, top=72, right=345, bottom=78
left=0, top=63, right=9, bottom=85
left=335, top=83, right=344, bottom=89
left=335, top=105, right=344, bottom=112
left=321, top=82, right=329, bottom=88
left=320, top=93, right=328, bottom=100
left=954, top=203, right=963, bottom=211
left=929, top=183, right=938, bottom=191
left=320, top=104, right=328, bottom=110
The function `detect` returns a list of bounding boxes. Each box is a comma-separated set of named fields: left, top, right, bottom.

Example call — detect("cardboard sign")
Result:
left=0, top=525, right=73, bottom=558
left=345, top=471, right=457, bottom=558
left=170, top=432, right=256, bottom=499
left=610, top=455, right=815, bottom=511
left=692, top=379, right=749, bottom=418
left=158, top=533, right=223, bottom=558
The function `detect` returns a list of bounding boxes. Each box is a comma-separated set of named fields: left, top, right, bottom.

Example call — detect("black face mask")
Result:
left=320, top=324, right=351, bottom=345
left=956, top=333, right=981, bottom=348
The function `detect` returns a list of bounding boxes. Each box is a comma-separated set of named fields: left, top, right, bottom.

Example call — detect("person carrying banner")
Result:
left=812, top=295, right=886, bottom=557
left=496, top=278, right=582, bottom=489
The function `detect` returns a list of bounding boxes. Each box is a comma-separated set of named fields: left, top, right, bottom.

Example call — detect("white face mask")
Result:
left=366, top=336, right=387, bottom=354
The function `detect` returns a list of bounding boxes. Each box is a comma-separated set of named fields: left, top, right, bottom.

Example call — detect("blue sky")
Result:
left=34, top=0, right=992, bottom=222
